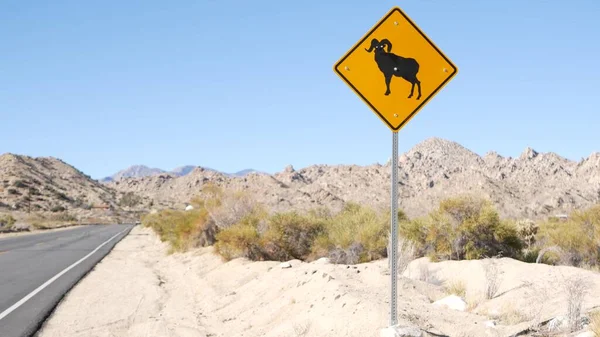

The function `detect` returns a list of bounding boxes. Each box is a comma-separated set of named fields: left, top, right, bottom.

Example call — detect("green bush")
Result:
left=142, top=208, right=212, bottom=253
left=214, top=217, right=263, bottom=261
left=401, top=195, right=523, bottom=261
left=213, top=202, right=395, bottom=264
left=261, top=211, right=326, bottom=261
left=312, top=202, right=389, bottom=264
left=536, top=205, right=600, bottom=267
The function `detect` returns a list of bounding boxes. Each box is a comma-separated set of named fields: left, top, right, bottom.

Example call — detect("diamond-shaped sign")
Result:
left=334, top=6, right=458, bottom=132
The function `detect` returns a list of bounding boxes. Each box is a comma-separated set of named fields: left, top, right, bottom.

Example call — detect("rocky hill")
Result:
left=107, top=138, right=600, bottom=220
left=0, top=153, right=119, bottom=213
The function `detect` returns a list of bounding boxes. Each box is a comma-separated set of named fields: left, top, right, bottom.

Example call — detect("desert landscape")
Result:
left=2, top=137, right=600, bottom=337
left=3, top=2, right=599, bottom=336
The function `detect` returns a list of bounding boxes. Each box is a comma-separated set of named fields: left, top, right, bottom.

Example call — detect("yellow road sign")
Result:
left=334, top=7, right=458, bottom=132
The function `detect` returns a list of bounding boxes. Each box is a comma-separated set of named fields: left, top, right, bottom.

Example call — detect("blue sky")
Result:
left=2, top=0, right=599, bottom=179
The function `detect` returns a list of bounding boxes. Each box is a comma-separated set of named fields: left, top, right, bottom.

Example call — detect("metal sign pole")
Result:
left=390, top=131, right=398, bottom=326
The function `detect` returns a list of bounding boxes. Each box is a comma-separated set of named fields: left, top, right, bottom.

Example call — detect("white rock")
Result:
left=432, top=295, right=467, bottom=312
left=380, top=325, right=422, bottom=337
left=575, top=332, right=594, bottom=337
left=314, top=257, right=330, bottom=264
left=280, top=262, right=292, bottom=269
left=484, top=320, right=496, bottom=328
left=547, top=315, right=567, bottom=331
left=185, top=205, right=194, bottom=211
left=487, top=308, right=500, bottom=318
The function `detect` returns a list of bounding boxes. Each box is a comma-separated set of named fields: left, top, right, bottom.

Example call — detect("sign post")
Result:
left=389, top=131, right=399, bottom=326
left=333, top=6, right=458, bottom=331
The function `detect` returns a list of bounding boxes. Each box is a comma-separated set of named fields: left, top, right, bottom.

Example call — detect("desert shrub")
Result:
left=119, top=192, right=142, bottom=207
left=142, top=208, right=211, bottom=253
left=516, top=219, right=539, bottom=251
left=213, top=209, right=269, bottom=260
left=562, top=275, right=590, bottom=332
left=484, top=258, right=501, bottom=299
left=536, top=205, right=600, bottom=267
left=13, top=180, right=28, bottom=188
left=202, top=183, right=261, bottom=230
left=215, top=210, right=325, bottom=262
left=213, top=202, right=398, bottom=264
left=401, top=195, right=523, bottom=261
left=0, top=214, right=16, bottom=229
left=214, top=220, right=263, bottom=261
left=261, top=211, right=326, bottom=261
left=312, top=202, right=389, bottom=264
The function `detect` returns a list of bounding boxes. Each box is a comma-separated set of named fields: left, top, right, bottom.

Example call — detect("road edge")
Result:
left=29, top=224, right=136, bottom=337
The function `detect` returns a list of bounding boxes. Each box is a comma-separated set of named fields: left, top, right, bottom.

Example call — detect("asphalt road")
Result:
left=0, top=224, right=133, bottom=337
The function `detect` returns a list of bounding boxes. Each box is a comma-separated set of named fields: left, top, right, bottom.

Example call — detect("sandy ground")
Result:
left=36, top=226, right=600, bottom=337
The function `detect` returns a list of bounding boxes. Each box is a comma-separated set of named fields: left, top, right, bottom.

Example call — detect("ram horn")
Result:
left=379, top=39, right=392, bottom=53
left=365, top=38, right=380, bottom=52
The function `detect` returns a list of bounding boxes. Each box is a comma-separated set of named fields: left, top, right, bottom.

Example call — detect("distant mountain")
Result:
left=171, top=166, right=197, bottom=177
left=232, top=169, right=261, bottom=176
left=101, top=165, right=166, bottom=182
left=101, top=165, right=260, bottom=182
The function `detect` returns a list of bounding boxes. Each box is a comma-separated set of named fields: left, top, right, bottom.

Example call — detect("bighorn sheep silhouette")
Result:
left=365, top=38, right=421, bottom=99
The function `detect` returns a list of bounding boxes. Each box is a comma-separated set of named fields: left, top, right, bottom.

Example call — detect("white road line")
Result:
left=0, top=227, right=129, bottom=321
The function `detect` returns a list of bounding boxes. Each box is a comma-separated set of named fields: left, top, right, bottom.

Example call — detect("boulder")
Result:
left=432, top=295, right=467, bottom=312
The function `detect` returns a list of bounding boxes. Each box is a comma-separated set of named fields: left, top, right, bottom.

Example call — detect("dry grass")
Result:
left=484, top=258, right=501, bottom=299
left=562, top=275, right=590, bottom=332
left=520, top=281, right=551, bottom=333
left=590, top=310, right=600, bottom=337
left=292, top=321, right=311, bottom=337
left=415, top=261, right=433, bottom=283
left=465, top=294, right=484, bottom=312
left=444, top=279, right=466, bottom=298
left=494, top=302, right=529, bottom=325
left=396, top=235, right=417, bottom=275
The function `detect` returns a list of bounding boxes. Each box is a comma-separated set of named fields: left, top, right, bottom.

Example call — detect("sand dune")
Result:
left=36, top=226, right=600, bottom=337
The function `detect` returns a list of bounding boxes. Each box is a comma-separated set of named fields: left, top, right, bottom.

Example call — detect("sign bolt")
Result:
left=394, top=114, right=398, bottom=118
left=394, top=21, right=398, bottom=25
left=443, top=68, right=448, bottom=73
left=345, top=66, right=350, bottom=71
